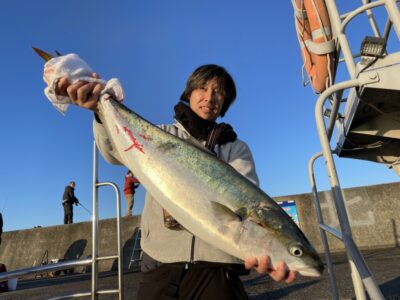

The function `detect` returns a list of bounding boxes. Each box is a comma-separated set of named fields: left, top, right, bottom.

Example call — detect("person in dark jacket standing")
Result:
left=123, top=170, right=140, bottom=216
left=62, top=181, right=79, bottom=224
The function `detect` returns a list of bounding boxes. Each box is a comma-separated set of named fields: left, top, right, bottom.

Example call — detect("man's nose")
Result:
left=204, top=89, right=215, bottom=102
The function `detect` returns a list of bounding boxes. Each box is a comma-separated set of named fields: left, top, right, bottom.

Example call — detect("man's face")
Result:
left=189, top=78, right=224, bottom=122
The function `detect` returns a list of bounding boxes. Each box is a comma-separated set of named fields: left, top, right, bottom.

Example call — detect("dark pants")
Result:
left=63, top=203, right=73, bottom=224
left=137, top=257, right=249, bottom=300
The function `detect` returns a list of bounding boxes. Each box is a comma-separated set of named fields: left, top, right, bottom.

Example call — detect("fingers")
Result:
left=65, top=81, right=103, bottom=112
left=285, top=270, right=297, bottom=284
left=245, top=257, right=297, bottom=284
left=244, top=257, right=258, bottom=270
left=268, top=261, right=297, bottom=283
left=256, top=256, right=271, bottom=273
left=245, top=256, right=272, bottom=273
left=54, top=74, right=103, bottom=113
left=269, top=261, right=289, bottom=282
left=55, top=77, right=70, bottom=96
left=75, top=82, right=97, bottom=104
left=67, top=81, right=87, bottom=103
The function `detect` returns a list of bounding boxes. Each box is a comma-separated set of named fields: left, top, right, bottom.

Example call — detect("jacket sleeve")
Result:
left=72, top=192, right=79, bottom=204
left=93, top=118, right=123, bottom=165
left=66, top=188, right=78, bottom=203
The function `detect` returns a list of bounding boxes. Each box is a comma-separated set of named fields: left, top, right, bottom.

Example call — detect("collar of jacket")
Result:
left=173, top=102, right=237, bottom=150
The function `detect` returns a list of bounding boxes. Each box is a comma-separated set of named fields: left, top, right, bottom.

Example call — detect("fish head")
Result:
left=283, top=239, right=324, bottom=277
left=249, top=204, right=324, bottom=277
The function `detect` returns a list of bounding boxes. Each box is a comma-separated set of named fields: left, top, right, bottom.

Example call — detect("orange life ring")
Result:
left=293, top=0, right=335, bottom=93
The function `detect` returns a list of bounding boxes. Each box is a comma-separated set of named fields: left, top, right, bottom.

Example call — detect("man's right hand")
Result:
left=55, top=73, right=104, bottom=113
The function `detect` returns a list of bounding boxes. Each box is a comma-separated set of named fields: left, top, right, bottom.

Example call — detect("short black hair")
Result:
left=180, top=64, right=236, bottom=117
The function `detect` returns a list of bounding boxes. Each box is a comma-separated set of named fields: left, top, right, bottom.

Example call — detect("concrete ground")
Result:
left=1, top=247, right=399, bottom=300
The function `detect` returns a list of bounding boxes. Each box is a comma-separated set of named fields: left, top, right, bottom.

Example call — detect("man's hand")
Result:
left=55, top=73, right=104, bottom=113
left=244, top=256, right=297, bottom=284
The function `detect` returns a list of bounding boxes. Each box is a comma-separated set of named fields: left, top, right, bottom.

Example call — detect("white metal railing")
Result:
left=309, top=1, right=400, bottom=299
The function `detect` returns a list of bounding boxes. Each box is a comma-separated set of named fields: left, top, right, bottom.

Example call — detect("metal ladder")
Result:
left=309, top=1, right=400, bottom=299
left=34, top=249, right=49, bottom=279
left=128, top=227, right=143, bottom=271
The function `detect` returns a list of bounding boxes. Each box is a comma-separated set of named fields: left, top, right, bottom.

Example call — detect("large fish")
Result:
left=98, top=95, right=324, bottom=277
left=34, top=48, right=324, bottom=277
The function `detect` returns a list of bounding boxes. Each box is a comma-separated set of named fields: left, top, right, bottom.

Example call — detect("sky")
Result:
left=0, top=1, right=399, bottom=231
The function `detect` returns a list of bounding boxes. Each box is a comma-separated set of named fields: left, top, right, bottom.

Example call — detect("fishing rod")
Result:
left=77, top=203, right=92, bottom=215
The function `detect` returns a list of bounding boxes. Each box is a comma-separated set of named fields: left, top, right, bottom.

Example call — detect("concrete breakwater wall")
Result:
left=0, top=181, right=399, bottom=274
left=0, top=216, right=141, bottom=274
left=275, top=181, right=400, bottom=252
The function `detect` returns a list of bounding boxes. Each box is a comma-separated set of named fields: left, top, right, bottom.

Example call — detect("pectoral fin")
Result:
left=210, top=202, right=248, bottom=222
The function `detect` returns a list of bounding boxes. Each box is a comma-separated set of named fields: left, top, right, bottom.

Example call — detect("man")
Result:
left=52, top=63, right=297, bottom=299
left=62, top=181, right=79, bottom=224
left=123, top=170, right=140, bottom=216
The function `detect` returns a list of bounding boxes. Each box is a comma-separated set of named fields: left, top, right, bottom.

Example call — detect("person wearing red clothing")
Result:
left=123, top=170, right=140, bottom=216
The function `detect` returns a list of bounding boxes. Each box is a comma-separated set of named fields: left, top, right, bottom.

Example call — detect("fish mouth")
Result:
left=296, top=264, right=324, bottom=277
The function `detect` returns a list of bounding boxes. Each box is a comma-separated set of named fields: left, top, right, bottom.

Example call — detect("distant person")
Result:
left=123, top=170, right=140, bottom=216
left=62, top=181, right=79, bottom=224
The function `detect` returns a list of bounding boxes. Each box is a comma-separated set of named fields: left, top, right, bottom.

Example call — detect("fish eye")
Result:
left=289, top=245, right=303, bottom=257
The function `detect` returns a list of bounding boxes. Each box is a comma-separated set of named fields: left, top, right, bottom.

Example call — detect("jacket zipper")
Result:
left=187, top=125, right=216, bottom=269
left=187, top=235, right=196, bottom=269
left=205, top=125, right=217, bottom=150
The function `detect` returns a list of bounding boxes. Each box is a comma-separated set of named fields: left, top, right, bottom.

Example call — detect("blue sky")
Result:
left=1, top=1, right=399, bottom=231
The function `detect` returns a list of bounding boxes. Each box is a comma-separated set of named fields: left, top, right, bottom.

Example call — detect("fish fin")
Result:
left=210, top=202, right=243, bottom=222
left=32, top=47, right=54, bottom=62
left=234, top=207, right=248, bottom=221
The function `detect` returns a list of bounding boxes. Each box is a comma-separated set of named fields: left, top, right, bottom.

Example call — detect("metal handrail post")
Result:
left=325, top=0, right=357, bottom=76
left=315, top=80, right=384, bottom=300
left=96, top=182, right=123, bottom=300
left=361, top=0, right=382, bottom=37
left=92, top=141, right=124, bottom=300
left=385, top=0, right=400, bottom=39
left=340, top=1, right=385, bottom=35
left=315, top=80, right=360, bottom=235
left=92, top=141, right=99, bottom=300
left=326, top=90, right=343, bottom=140
left=308, top=152, right=339, bottom=300
left=0, top=258, right=93, bottom=281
